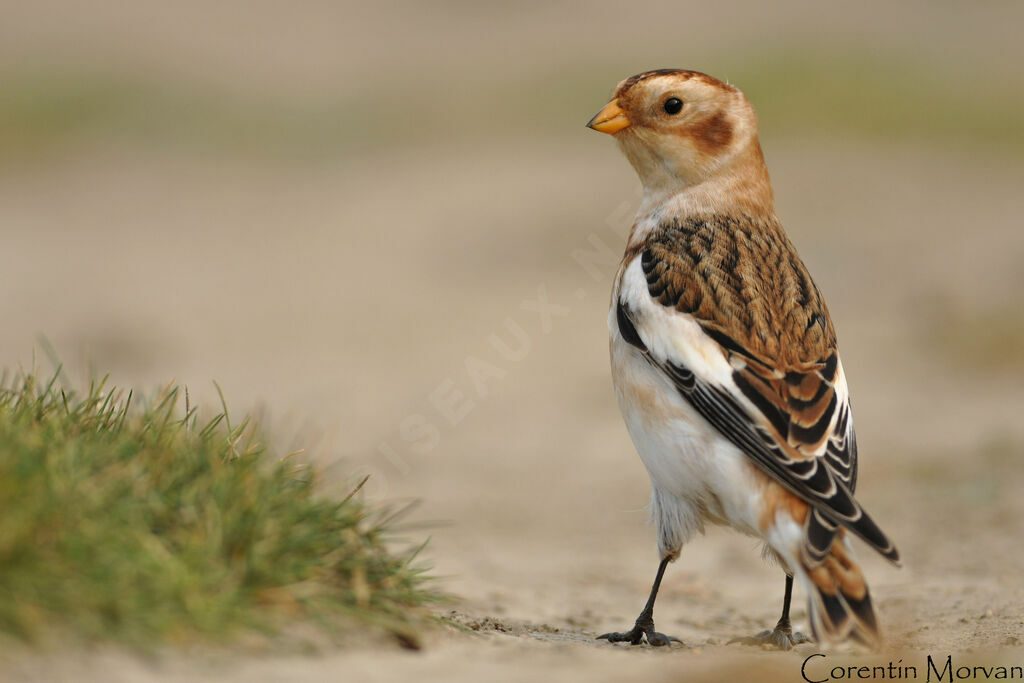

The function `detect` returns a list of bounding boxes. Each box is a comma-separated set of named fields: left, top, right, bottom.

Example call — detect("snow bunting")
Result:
left=586, top=69, right=899, bottom=648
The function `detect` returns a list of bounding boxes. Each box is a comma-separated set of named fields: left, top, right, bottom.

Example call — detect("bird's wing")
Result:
left=615, top=220, right=898, bottom=565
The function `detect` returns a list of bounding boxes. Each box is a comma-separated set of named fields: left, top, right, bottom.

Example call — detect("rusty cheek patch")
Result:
left=688, top=111, right=734, bottom=155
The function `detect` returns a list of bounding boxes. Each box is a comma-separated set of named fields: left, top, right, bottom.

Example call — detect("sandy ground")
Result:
left=2, top=2, right=1024, bottom=681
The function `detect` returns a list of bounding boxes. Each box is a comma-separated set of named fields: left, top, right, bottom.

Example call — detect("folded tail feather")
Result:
left=801, top=531, right=881, bottom=647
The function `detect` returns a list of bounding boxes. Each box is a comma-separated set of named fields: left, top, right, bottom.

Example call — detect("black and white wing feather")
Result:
left=615, top=218, right=899, bottom=565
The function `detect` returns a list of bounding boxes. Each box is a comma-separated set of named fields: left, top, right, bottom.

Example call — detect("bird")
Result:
left=585, top=69, right=899, bottom=649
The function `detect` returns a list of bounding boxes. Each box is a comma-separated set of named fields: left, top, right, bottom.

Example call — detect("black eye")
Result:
left=663, top=97, right=683, bottom=115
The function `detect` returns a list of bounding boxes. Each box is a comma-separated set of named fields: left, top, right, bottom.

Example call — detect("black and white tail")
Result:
left=801, top=524, right=882, bottom=647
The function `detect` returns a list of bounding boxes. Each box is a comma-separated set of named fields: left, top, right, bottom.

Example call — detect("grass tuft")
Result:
left=0, top=369, right=439, bottom=649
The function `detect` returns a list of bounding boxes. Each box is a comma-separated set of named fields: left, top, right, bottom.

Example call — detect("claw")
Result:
left=600, top=558, right=681, bottom=647
left=597, top=624, right=682, bottom=647
left=646, top=630, right=682, bottom=647
left=729, top=626, right=811, bottom=650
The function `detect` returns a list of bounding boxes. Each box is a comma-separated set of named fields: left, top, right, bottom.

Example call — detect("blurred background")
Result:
left=2, top=0, right=1023, bottom=674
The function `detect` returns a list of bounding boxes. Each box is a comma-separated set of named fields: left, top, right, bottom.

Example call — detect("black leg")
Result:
left=730, top=574, right=811, bottom=650
left=777, top=573, right=796, bottom=633
left=597, top=556, right=682, bottom=646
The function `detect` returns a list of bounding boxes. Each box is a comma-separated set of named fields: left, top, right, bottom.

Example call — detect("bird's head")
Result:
left=587, top=69, right=765, bottom=198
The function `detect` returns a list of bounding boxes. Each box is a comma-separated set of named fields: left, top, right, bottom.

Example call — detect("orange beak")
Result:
left=586, top=99, right=631, bottom=135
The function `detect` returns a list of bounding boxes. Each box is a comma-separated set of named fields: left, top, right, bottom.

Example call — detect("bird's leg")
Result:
left=730, top=574, right=812, bottom=650
left=597, top=556, right=683, bottom=646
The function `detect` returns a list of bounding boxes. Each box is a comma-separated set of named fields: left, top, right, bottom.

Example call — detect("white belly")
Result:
left=608, top=312, right=765, bottom=557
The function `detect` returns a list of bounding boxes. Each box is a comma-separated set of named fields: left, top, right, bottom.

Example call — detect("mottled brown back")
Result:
left=641, top=214, right=836, bottom=368
left=640, top=214, right=844, bottom=457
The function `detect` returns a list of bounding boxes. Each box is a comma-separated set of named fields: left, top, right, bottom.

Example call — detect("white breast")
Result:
left=608, top=255, right=765, bottom=556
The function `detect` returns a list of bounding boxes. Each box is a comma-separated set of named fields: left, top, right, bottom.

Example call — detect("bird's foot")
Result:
left=597, top=614, right=683, bottom=647
left=729, top=622, right=811, bottom=650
